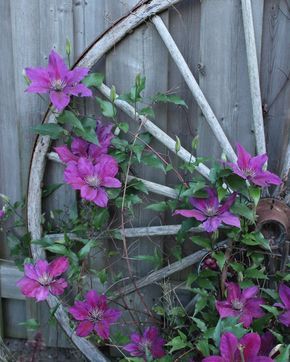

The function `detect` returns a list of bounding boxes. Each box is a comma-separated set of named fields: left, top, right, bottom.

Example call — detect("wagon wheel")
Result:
left=27, top=0, right=290, bottom=361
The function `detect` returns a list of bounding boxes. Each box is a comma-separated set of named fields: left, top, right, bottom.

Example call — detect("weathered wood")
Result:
left=241, top=0, right=266, bottom=155
left=152, top=15, right=237, bottom=163
left=99, top=83, right=211, bottom=179
left=113, top=240, right=229, bottom=299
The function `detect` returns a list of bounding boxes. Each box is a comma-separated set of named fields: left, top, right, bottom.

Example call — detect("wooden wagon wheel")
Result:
left=27, top=0, right=290, bottom=361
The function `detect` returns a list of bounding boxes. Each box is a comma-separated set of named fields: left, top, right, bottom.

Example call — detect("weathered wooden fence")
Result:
left=0, top=0, right=289, bottom=347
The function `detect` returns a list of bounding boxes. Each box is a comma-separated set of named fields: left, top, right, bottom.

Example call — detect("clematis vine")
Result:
left=17, top=257, right=69, bottom=302
left=174, top=188, right=240, bottom=232
left=123, top=326, right=166, bottom=360
left=68, top=290, right=121, bottom=339
left=202, top=332, right=274, bottom=362
left=25, top=50, right=92, bottom=111
left=215, top=282, right=265, bottom=328
left=64, top=155, right=121, bottom=207
left=226, top=144, right=282, bottom=187
left=274, top=284, right=290, bottom=327
left=55, top=121, right=114, bottom=164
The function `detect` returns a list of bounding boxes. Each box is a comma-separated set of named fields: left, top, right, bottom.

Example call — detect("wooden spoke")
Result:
left=98, top=83, right=211, bottom=179
left=241, top=0, right=266, bottom=155
left=47, top=152, right=179, bottom=199
left=112, top=240, right=228, bottom=299
left=151, top=15, right=237, bottom=163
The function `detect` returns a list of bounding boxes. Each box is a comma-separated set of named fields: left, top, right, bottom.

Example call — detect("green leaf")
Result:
left=231, top=201, right=255, bottom=222
left=196, top=339, right=210, bottom=357
left=191, top=236, right=212, bottom=250
left=146, top=201, right=168, bottom=212
left=139, top=107, right=155, bottom=119
left=244, top=268, right=268, bottom=279
left=74, top=127, right=99, bottom=145
left=261, top=305, right=280, bottom=317
left=142, top=153, right=165, bottom=172
left=42, top=183, right=63, bottom=198
left=192, top=317, right=207, bottom=332
left=175, top=135, right=181, bottom=153
left=249, top=186, right=261, bottom=206
left=96, top=97, right=117, bottom=118
left=128, top=179, right=148, bottom=194
left=78, top=240, right=97, bottom=260
left=83, top=72, right=104, bottom=88
left=32, top=123, right=65, bottom=139
left=275, top=344, right=290, bottom=362
left=212, top=251, right=226, bottom=270
left=153, top=92, right=188, bottom=108
left=19, top=318, right=40, bottom=331
left=118, top=122, right=129, bottom=133
left=241, top=231, right=271, bottom=251
left=45, top=244, right=68, bottom=255
left=57, top=110, right=85, bottom=131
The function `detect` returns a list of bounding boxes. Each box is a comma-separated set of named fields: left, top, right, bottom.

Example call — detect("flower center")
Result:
left=51, top=79, right=66, bottom=91
left=232, top=299, right=244, bottom=311
left=85, top=175, right=101, bottom=188
left=206, top=206, right=217, bottom=217
left=243, top=168, right=255, bottom=178
left=89, top=308, right=103, bottom=322
left=38, top=272, right=53, bottom=286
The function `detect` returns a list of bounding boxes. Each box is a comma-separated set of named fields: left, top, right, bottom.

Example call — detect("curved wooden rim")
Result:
left=27, top=0, right=182, bottom=360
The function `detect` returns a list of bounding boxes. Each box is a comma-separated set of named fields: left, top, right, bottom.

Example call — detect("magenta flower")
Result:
left=215, top=282, right=265, bottom=328
left=174, top=188, right=240, bottom=232
left=68, top=290, right=121, bottom=339
left=64, top=154, right=121, bottom=207
left=123, top=326, right=166, bottom=359
left=55, top=121, right=113, bottom=164
left=259, top=332, right=275, bottom=357
left=0, top=209, right=5, bottom=219
left=202, top=332, right=274, bottom=362
left=17, top=257, right=69, bottom=302
left=227, top=144, right=281, bottom=187
left=275, top=284, right=290, bottom=327
left=25, top=50, right=92, bottom=111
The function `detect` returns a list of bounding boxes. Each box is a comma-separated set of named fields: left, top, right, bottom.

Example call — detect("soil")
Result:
left=2, top=338, right=87, bottom=362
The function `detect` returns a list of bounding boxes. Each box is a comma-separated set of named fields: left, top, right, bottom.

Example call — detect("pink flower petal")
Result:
left=71, top=137, right=89, bottom=156
left=48, top=256, right=69, bottom=277
left=76, top=320, right=94, bottom=337
left=66, top=67, right=89, bottom=84
left=249, top=153, right=268, bottom=171
left=202, top=217, right=222, bottom=232
left=241, top=286, right=259, bottom=300
left=24, top=264, right=38, bottom=280
left=215, top=301, right=238, bottom=319
left=279, top=284, right=290, bottom=309
left=25, top=67, right=50, bottom=83
left=35, top=259, right=49, bottom=277
left=54, top=146, right=77, bottom=163
left=95, top=320, right=110, bottom=340
left=50, top=278, right=67, bottom=296
left=50, top=90, right=70, bottom=111
left=173, top=209, right=207, bottom=221
left=77, top=157, right=94, bottom=177
left=48, top=50, right=68, bottom=80
left=102, top=176, right=121, bottom=188
left=97, top=154, right=119, bottom=177
left=219, top=332, right=238, bottom=360
left=239, top=333, right=260, bottom=359
left=202, top=358, right=223, bottom=362
left=17, top=277, right=39, bottom=298
left=69, top=301, right=89, bottom=321
left=218, top=193, right=237, bottom=214
left=103, top=309, right=121, bottom=323
left=34, top=286, right=50, bottom=302
left=226, top=282, right=241, bottom=303
left=67, top=83, right=92, bottom=97
left=86, top=290, right=103, bottom=309
left=220, top=212, right=241, bottom=228
left=26, top=84, right=50, bottom=94
left=80, top=185, right=98, bottom=201
left=236, top=143, right=251, bottom=170
left=189, top=197, right=208, bottom=212
left=93, top=188, right=108, bottom=208
left=279, top=310, right=290, bottom=327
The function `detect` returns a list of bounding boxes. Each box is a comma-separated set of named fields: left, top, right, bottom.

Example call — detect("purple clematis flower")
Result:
left=68, top=290, right=121, bottom=339
left=173, top=188, right=240, bottom=232
left=215, top=282, right=265, bottom=328
left=259, top=332, right=275, bottom=357
left=0, top=209, right=5, bottom=219
left=227, top=144, right=282, bottom=187
left=275, top=284, right=290, bottom=327
left=202, top=332, right=274, bottom=362
left=25, top=50, right=92, bottom=111
left=17, top=257, right=69, bottom=302
left=64, top=154, right=121, bottom=207
left=123, top=326, right=166, bottom=360
left=55, top=121, right=113, bottom=164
